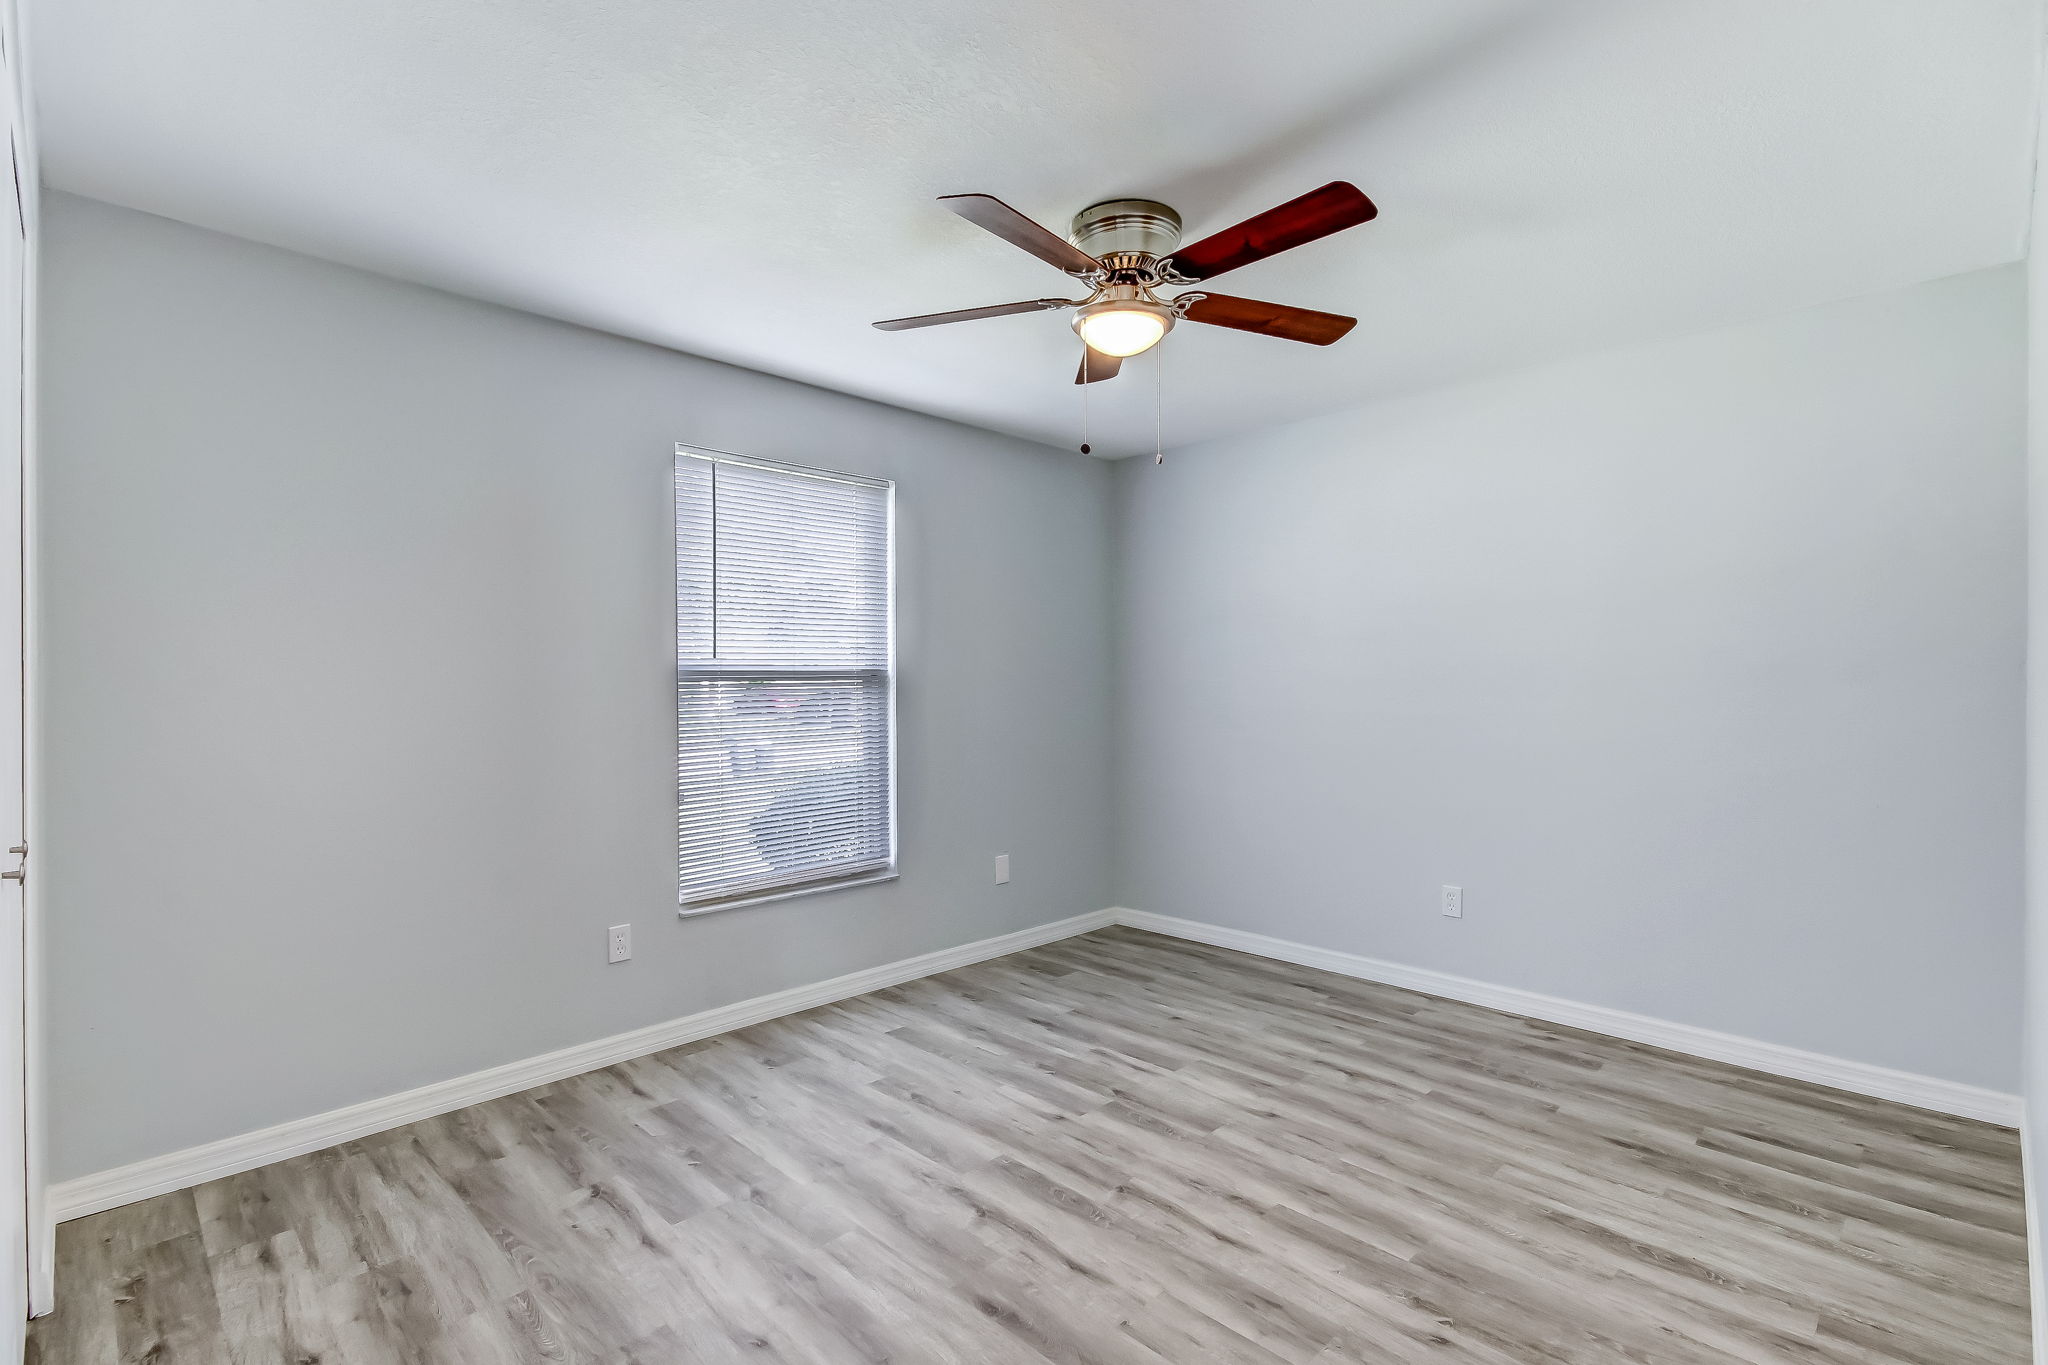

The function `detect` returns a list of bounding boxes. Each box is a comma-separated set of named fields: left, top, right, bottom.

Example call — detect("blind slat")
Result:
left=676, top=448, right=894, bottom=906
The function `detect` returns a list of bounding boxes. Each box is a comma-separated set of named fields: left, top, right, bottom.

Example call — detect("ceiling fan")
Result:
left=874, top=182, right=1377, bottom=383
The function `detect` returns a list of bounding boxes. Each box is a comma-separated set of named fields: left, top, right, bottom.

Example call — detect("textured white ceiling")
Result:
left=29, top=0, right=2043, bottom=457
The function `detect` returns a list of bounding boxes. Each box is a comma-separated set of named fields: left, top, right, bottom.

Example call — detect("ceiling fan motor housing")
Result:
left=1069, top=199, right=1182, bottom=262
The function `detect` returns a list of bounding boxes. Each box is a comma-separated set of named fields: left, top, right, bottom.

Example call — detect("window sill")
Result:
left=678, top=868, right=899, bottom=917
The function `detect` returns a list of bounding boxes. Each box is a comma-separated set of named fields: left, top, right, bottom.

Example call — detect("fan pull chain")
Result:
left=1153, top=340, right=1165, bottom=465
left=1079, top=348, right=1092, bottom=455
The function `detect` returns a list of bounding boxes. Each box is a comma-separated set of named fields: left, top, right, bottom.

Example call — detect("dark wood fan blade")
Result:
left=873, top=298, right=1075, bottom=331
left=1075, top=347, right=1123, bottom=383
left=940, top=194, right=1101, bottom=276
left=1166, top=182, right=1377, bottom=282
left=1179, top=292, right=1356, bottom=345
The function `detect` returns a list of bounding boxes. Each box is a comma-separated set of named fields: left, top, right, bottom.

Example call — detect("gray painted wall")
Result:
left=1115, top=266, right=2026, bottom=1092
left=38, top=191, right=2027, bottom=1185
left=38, top=193, right=1115, bottom=1180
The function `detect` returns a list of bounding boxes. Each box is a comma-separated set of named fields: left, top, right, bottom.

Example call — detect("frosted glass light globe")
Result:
left=1076, top=308, right=1168, bottom=357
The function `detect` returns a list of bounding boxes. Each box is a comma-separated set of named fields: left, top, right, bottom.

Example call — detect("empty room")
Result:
left=0, top=0, right=2043, bottom=1360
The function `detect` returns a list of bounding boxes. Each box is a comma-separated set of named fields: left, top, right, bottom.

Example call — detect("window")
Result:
left=674, top=446, right=894, bottom=911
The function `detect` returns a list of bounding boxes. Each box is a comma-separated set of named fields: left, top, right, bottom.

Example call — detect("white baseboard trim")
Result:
left=51, top=907, right=1119, bottom=1222
left=1114, top=909, right=2021, bottom=1127
left=52, top=902, right=2018, bottom=1223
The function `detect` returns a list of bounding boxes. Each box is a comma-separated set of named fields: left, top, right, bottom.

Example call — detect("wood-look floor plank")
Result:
left=29, top=927, right=2032, bottom=1362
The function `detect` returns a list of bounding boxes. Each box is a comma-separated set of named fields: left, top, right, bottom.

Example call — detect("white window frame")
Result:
left=674, top=443, right=897, bottom=914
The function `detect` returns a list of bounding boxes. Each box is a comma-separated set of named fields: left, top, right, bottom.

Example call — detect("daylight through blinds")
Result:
left=675, top=449, right=893, bottom=907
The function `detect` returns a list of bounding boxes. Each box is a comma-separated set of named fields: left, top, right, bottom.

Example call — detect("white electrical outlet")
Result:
left=994, top=854, right=1011, bottom=885
left=1441, top=886, right=1463, bottom=918
left=608, top=924, right=632, bottom=963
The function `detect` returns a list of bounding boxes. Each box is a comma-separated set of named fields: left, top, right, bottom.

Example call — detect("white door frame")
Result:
left=2, top=0, right=38, bottom=1331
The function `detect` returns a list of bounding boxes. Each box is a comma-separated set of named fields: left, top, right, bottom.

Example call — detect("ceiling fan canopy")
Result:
left=874, top=182, right=1377, bottom=384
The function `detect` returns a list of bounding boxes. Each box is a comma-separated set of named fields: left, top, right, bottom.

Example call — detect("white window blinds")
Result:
left=675, top=447, right=894, bottom=910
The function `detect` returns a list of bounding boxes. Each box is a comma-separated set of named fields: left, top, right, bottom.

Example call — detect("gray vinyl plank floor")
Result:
left=29, top=927, right=2031, bottom=1363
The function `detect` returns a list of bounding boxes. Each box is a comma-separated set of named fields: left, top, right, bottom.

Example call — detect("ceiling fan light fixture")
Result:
left=1073, top=299, right=1173, bottom=357
left=874, top=184, right=1375, bottom=381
